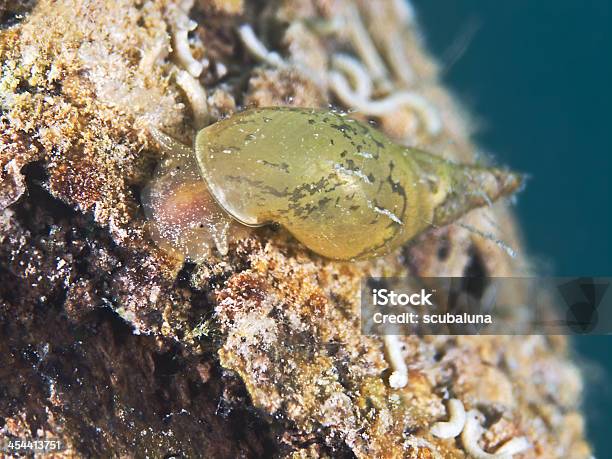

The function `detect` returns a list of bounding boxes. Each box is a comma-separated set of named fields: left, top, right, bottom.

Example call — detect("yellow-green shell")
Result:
left=194, top=107, right=520, bottom=260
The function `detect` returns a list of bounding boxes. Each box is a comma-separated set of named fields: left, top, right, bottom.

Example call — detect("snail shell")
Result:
left=143, top=107, right=521, bottom=261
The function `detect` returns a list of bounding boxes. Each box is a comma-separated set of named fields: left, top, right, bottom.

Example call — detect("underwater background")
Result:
left=413, top=0, right=612, bottom=455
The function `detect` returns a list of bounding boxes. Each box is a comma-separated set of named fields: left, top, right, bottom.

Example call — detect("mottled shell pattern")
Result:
left=143, top=107, right=521, bottom=261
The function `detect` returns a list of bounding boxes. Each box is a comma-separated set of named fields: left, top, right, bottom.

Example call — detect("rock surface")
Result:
left=0, top=0, right=591, bottom=457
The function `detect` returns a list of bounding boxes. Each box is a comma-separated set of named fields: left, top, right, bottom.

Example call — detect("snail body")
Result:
left=143, top=107, right=521, bottom=261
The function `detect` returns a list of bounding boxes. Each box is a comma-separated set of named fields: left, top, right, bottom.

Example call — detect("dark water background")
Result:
left=412, top=0, right=612, bottom=455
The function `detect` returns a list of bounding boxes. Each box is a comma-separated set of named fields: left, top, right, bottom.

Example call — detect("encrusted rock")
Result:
left=0, top=0, right=591, bottom=457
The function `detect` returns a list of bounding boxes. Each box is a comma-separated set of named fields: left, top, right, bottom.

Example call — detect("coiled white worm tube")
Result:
left=238, top=24, right=286, bottom=67
left=329, top=70, right=442, bottom=135
left=385, top=335, right=409, bottom=388
left=175, top=69, right=209, bottom=128
left=343, top=4, right=389, bottom=85
left=430, top=398, right=466, bottom=439
left=332, top=53, right=373, bottom=100
left=170, top=0, right=203, bottom=78
left=461, top=410, right=531, bottom=459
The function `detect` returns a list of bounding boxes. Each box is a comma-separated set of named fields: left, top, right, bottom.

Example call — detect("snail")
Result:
left=142, top=107, right=521, bottom=262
